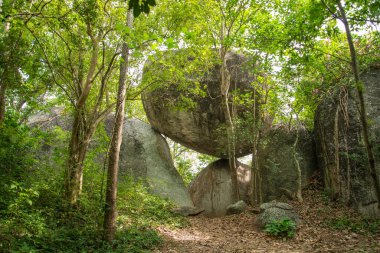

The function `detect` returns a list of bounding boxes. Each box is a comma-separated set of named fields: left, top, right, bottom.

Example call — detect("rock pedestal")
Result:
left=188, top=159, right=251, bottom=217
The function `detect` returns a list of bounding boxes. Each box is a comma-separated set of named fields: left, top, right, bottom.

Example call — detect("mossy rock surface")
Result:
left=314, top=65, right=380, bottom=218
left=142, top=51, right=257, bottom=158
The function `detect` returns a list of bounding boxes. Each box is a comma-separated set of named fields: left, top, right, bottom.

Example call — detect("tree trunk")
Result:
left=250, top=131, right=262, bottom=206
left=292, top=124, right=303, bottom=202
left=219, top=46, right=239, bottom=201
left=65, top=109, right=90, bottom=207
left=0, top=82, right=7, bottom=125
left=337, top=1, right=380, bottom=204
left=249, top=88, right=262, bottom=206
left=0, top=16, right=10, bottom=126
left=103, top=11, right=133, bottom=242
left=64, top=29, right=100, bottom=207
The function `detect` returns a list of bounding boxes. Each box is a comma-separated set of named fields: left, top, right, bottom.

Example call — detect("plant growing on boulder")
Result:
left=264, top=218, right=296, bottom=238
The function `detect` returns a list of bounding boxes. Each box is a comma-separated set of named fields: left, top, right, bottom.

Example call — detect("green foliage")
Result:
left=0, top=113, right=42, bottom=210
left=169, top=141, right=211, bottom=186
left=264, top=158, right=280, bottom=173
left=176, top=158, right=194, bottom=186
left=1, top=0, right=380, bottom=251
left=328, top=216, right=380, bottom=235
left=115, top=227, right=162, bottom=253
left=0, top=170, right=167, bottom=253
left=118, top=178, right=188, bottom=228
left=0, top=120, right=169, bottom=252
left=264, top=218, right=297, bottom=238
left=321, top=190, right=331, bottom=205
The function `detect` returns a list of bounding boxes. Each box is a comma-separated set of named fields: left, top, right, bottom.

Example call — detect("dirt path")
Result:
left=154, top=189, right=380, bottom=252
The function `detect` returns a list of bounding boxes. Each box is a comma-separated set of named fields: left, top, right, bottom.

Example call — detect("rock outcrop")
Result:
left=28, top=107, right=71, bottom=131
left=254, top=201, right=301, bottom=229
left=30, top=112, right=194, bottom=208
left=188, top=159, right=251, bottom=217
left=314, top=66, right=380, bottom=218
left=226, top=200, right=248, bottom=215
left=258, top=127, right=318, bottom=201
left=142, top=51, right=257, bottom=158
left=171, top=206, right=204, bottom=216
left=116, top=118, right=194, bottom=208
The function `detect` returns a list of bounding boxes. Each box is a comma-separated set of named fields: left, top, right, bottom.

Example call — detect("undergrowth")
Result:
left=264, top=218, right=297, bottom=239
left=0, top=116, right=183, bottom=252
left=328, top=215, right=380, bottom=235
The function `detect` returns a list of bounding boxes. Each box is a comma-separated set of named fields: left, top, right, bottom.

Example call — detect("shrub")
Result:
left=329, top=216, right=380, bottom=235
left=264, top=218, right=297, bottom=238
left=117, top=178, right=188, bottom=228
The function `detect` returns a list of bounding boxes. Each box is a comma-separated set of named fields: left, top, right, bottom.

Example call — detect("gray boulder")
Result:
left=28, top=107, right=71, bottom=131
left=142, top=51, right=257, bottom=158
left=171, top=206, right=204, bottom=216
left=226, top=200, right=248, bottom=215
left=254, top=201, right=301, bottom=230
left=30, top=111, right=194, bottom=208
left=188, top=159, right=251, bottom=217
left=117, top=118, right=194, bottom=208
left=314, top=66, right=380, bottom=218
left=258, top=126, right=318, bottom=201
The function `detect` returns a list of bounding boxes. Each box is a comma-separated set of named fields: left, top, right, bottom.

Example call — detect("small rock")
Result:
left=172, top=206, right=204, bottom=216
left=226, top=200, right=248, bottom=215
left=253, top=201, right=301, bottom=230
left=260, top=201, right=293, bottom=211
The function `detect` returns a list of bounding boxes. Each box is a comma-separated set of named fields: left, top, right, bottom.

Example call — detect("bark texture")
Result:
left=103, top=11, right=133, bottom=242
left=0, top=82, right=6, bottom=125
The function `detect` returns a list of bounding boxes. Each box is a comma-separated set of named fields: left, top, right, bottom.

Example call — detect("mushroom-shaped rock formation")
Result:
left=142, top=51, right=257, bottom=158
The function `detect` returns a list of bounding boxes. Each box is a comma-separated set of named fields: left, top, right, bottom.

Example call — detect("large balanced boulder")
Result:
left=314, top=65, right=380, bottom=218
left=116, top=118, right=194, bottom=208
left=258, top=126, right=318, bottom=201
left=142, top=51, right=256, bottom=158
left=188, top=159, right=251, bottom=217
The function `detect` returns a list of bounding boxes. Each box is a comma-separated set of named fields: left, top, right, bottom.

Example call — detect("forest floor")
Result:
left=153, top=187, right=380, bottom=253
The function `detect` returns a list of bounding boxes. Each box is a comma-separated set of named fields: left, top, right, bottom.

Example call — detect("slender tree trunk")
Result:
left=65, top=107, right=103, bottom=207
left=292, top=123, right=303, bottom=202
left=65, top=31, right=99, bottom=207
left=219, top=45, right=239, bottom=201
left=0, top=15, right=11, bottom=126
left=337, top=1, right=380, bottom=203
left=249, top=88, right=262, bottom=205
left=103, top=11, right=133, bottom=242
left=65, top=109, right=91, bottom=206
left=0, top=82, right=7, bottom=125
left=250, top=131, right=262, bottom=205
